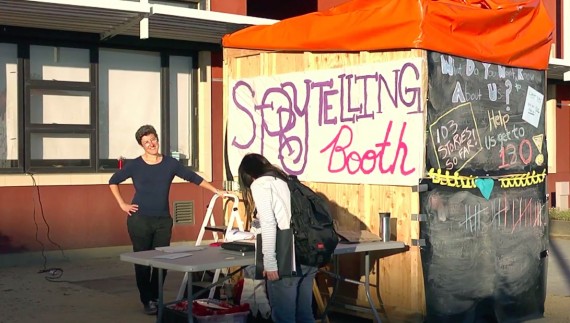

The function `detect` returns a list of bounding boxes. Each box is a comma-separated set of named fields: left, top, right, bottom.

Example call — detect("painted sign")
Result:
left=228, top=58, right=426, bottom=186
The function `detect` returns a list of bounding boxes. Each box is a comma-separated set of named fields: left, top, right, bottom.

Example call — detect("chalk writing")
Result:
left=498, top=139, right=533, bottom=169
left=440, top=55, right=539, bottom=83
left=423, top=52, right=547, bottom=320
left=487, top=110, right=509, bottom=132
left=429, top=102, right=483, bottom=170
left=489, top=195, right=543, bottom=233
left=505, top=79, right=513, bottom=111
left=460, top=204, right=484, bottom=234
left=483, top=124, right=526, bottom=150
left=422, top=188, right=546, bottom=235
left=532, top=134, right=544, bottom=151
left=427, top=52, right=546, bottom=173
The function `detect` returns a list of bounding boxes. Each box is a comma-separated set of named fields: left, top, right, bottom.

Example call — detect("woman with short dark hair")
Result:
left=109, top=124, right=225, bottom=315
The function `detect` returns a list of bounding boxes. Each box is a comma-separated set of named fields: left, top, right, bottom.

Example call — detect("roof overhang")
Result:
left=0, top=0, right=277, bottom=44
left=3, top=0, right=567, bottom=79
left=548, top=57, right=570, bottom=82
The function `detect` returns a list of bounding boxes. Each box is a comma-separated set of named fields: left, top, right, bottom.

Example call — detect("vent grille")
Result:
left=173, top=201, right=194, bottom=225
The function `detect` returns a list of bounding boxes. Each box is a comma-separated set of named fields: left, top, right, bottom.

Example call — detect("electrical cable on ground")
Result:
left=29, top=173, right=69, bottom=282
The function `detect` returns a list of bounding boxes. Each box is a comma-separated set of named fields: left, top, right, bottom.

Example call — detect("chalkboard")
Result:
left=426, top=52, right=547, bottom=175
left=420, top=183, right=548, bottom=322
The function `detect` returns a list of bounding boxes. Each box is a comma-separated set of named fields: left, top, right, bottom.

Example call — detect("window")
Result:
left=169, top=55, right=197, bottom=167
left=124, top=0, right=201, bottom=9
left=0, top=42, right=199, bottom=175
left=30, top=45, right=90, bottom=82
left=151, top=0, right=200, bottom=8
left=98, top=49, right=197, bottom=171
left=0, top=43, right=20, bottom=170
left=98, top=48, right=162, bottom=169
left=30, top=89, right=91, bottom=125
left=30, top=133, right=91, bottom=167
left=25, top=45, right=95, bottom=172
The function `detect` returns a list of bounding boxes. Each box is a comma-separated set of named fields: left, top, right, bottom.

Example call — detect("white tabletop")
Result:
left=121, top=245, right=255, bottom=273
left=120, top=249, right=164, bottom=266
left=121, top=241, right=406, bottom=272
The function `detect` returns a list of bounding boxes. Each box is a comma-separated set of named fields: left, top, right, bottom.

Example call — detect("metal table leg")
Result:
left=322, top=252, right=383, bottom=323
left=157, top=268, right=164, bottom=323
left=187, top=272, right=194, bottom=323
left=364, top=251, right=381, bottom=323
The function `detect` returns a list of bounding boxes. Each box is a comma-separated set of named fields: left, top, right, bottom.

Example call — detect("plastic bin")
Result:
left=162, top=307, right=249, bottom=323
left=163, top=300, right=250, bottom=323
left=194, top=311, right=249, bottom=323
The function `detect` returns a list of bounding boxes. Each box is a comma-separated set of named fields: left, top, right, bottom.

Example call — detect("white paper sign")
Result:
left=228, top=58, right=426, bottom=186
left=522, top=86, right=544, bottom=128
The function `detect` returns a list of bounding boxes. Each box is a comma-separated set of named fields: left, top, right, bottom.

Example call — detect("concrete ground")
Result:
left=1, top=238, right=569, bottom=323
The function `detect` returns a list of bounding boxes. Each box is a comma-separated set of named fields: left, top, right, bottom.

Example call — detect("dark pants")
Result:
left=127, top=214, right=173, bottom=305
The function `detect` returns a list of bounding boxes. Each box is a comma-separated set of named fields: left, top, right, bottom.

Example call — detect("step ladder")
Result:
left=176, top=193, right=244, bottom=300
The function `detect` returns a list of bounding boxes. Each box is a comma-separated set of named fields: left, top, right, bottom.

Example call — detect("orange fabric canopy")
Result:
left=222, top=0, right=553, bottom=70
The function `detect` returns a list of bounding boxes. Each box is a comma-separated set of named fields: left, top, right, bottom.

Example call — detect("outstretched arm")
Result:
left=198, top=180, right=227, bottom=197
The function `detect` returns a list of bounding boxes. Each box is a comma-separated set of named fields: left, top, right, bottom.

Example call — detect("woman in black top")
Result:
left=109, top=124, right=225, bottom=315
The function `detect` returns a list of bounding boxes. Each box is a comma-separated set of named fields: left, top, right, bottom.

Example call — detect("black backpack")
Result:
left=285, top=175, right=339, bottom=268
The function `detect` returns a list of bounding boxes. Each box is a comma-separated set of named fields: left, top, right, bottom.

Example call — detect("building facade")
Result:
left=0, top=0, right=568, bottom=257
left=0, top=0, right=276, bottom=255
left=546, top=0, right=570, bottom=209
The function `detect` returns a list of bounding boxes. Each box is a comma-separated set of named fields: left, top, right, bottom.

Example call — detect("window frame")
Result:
left=0, top=40, right=200, bottom=175
left=0, top=41, right=24, bottom=173
left=23, top=44, right=97, bottom=173
left=161, top=53, right=200, bottom=170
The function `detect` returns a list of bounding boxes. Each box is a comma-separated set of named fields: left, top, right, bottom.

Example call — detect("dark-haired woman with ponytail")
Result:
left=238, top=153, right=317, bottom=323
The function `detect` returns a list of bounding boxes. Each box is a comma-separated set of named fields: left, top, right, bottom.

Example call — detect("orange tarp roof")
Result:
left=222, top=0, right=553, bottom=70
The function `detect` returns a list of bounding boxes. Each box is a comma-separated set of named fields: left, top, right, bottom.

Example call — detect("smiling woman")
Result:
left=107, top=124, right=227, bottom=315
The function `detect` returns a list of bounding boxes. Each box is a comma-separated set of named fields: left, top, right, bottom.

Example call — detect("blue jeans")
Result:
left=266, top=265, right=318, bottom=323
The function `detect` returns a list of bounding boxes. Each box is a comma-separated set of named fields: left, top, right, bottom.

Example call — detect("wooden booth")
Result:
left=221, top=0, right=553, bottom=321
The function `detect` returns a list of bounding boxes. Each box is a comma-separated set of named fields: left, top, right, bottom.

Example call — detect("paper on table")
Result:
left=225, top=229, right=255, bottom=242
left=153, top=252, right=192, bottom=259
left=155, top=246, right=205, bottom=253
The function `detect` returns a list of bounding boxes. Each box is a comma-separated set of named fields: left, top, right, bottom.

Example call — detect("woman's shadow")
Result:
left=314, top=194, right=409, bottom=322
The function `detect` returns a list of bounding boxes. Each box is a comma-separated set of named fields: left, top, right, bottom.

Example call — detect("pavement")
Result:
left=1, top=238, right=569, bottom=323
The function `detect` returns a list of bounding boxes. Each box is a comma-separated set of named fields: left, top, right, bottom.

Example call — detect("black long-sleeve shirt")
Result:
left=109, top=155, right=203, bottom=217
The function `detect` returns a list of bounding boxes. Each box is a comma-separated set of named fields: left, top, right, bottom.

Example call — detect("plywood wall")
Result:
left=223, top=48, right=427, bottom=318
